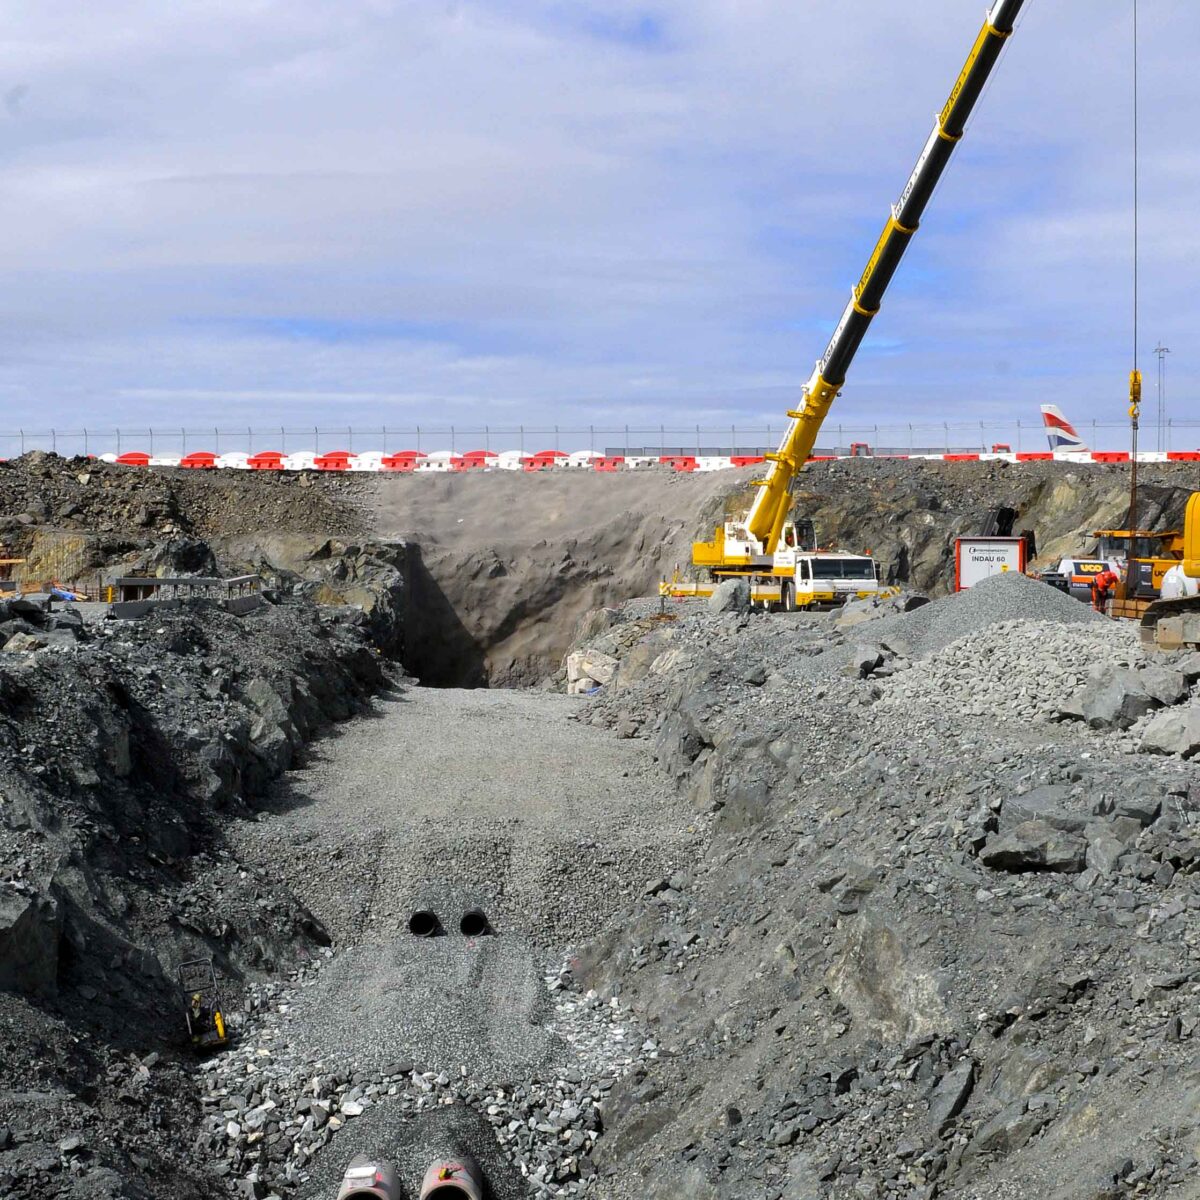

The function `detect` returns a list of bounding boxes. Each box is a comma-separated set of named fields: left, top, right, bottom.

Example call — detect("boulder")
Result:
left=2, top=631, right=46, bottom=653
left=965, top=1100, right=1050, bottom=1160
left=1084, top=823, right=1127, bottom=875
left=845, top=644, right=883, bottom=679
left=980, top=820, right=1087, bottom=873
left=708, top=578, right=750, bottom=614
left=927, top=1060, right=975, bottom=1131
left=565, top=648, right=620, bottom=694
left=1058, top=665, right=1162, bottom=731
left=1140, top=706, right=1200, bottom=759
left=1114, top=795, right=1162, bottom=826
left=1137, top=665, right=1189, bottom=707
left=834, top=599, right=880, bottom=631
left=1000, top=785, right=1088, bottom=833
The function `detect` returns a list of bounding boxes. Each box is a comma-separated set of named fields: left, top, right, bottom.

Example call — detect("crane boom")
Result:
left=745, top=0, right=1027, bottom=554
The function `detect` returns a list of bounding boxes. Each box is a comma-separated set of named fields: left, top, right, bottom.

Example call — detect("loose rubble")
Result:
left=564, top=572, right=1200, bottom=1200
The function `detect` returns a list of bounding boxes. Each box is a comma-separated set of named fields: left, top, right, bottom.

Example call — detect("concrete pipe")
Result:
left=459, top=908, right=491, bottom=937
left=419, top=1156, right=483, bottom=1200
left=408, top=910, right=441, bottom=938
left=337, top=1154, right=400, bottom=1199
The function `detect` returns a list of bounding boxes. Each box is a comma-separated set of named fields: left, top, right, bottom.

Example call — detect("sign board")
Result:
left=954, top=536, right=1027, bottom=591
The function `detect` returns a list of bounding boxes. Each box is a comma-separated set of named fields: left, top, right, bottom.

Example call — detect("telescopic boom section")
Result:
left=746, top=0, right=1027, bottom=553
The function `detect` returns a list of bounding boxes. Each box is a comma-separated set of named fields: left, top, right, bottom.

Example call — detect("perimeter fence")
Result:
left=0, top=418, right=1197, bottom=460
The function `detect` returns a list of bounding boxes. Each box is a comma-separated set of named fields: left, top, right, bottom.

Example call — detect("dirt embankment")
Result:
left=368, top=459, right=1199, bottom=686
left=3, top=453, right=1197, bottom=689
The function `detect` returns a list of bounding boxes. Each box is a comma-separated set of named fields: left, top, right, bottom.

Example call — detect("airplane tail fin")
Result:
left=1041, top=404, right=1089, bottom=452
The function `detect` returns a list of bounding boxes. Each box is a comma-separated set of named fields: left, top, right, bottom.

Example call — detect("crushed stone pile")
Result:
left=882, top=617, right=1141, bottom=722
left=563, top=584, right=1200, bottom=1200
left=857, top=570, right=1105, bottom=661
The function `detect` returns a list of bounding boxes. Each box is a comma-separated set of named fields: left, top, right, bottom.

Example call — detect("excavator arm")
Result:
left=745, top=0, right=1027, bottom=554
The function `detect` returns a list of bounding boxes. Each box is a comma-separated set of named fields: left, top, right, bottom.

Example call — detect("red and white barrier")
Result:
left=90, top=447, right=1199, bottom=474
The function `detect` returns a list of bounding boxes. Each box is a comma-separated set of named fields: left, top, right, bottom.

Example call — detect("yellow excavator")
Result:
left=677, top=0, right=1028, bottom=604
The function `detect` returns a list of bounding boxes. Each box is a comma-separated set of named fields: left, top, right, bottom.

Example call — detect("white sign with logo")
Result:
left=955, top=537, right=1026, bottom=591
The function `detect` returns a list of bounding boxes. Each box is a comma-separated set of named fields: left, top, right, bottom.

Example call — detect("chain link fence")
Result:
left=1, top=418, right=1197, bottom=460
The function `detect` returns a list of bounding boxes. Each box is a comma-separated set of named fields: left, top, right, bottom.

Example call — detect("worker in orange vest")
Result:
left=1091, top=568, right=1120, bottom=614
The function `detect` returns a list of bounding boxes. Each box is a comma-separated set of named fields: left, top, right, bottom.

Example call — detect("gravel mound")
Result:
left=883, top=618, right=1141, bottom=722
left=864, top=571, right=1104, bottom=662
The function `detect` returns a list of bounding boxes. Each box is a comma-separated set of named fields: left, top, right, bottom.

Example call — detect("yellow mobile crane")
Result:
left=680, top=0, right=1028, bottom=608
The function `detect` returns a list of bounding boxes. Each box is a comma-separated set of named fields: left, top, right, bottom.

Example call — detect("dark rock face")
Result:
left=0, top=571, right=406, bottom=1197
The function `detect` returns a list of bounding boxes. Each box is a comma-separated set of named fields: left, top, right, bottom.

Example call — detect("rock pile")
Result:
left=191, top=959, right=654, bottom=1198
left=0, top=579, right=406, bottom=1197
left=565, top=583, right=1200, bottom=1200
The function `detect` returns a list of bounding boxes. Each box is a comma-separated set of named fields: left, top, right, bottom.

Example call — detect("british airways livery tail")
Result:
left=1040, top=405, right=1089, bottom=452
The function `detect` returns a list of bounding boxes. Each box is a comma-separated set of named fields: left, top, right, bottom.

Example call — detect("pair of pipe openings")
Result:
left=408, top=908, right=490, bottom=939
left=338, top=1153, right=483, bottom=1200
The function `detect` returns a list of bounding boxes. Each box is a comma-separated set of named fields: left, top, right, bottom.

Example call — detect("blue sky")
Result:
left=0, top=1, right=1196, bottom=448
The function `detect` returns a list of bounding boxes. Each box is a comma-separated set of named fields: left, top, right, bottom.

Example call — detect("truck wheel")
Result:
left=780, top=582, right=796, bottom=612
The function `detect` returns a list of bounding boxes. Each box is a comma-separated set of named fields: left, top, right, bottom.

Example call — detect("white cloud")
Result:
left=0, top=0, right=1196, bottom=450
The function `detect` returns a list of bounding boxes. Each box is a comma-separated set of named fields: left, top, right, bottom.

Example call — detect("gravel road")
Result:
left=236, top=686, right=700, bottom=951
left=220, top=685, right=703, bottom=1194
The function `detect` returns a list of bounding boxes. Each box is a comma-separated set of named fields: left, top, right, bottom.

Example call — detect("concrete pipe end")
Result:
left=459, top=908, right=491, bottom=937
left=408, top=910, right=441, bottom=938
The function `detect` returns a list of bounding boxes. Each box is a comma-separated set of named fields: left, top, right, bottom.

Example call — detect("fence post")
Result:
left=660, top=425, right=665, bottom=456
left=555, top=424, right=559, bottom=451
left=181, top=427, right=186, bottom=456
left=731, top=424, right=736, bottom=456
left=115, top=429, right=120, bottom=455
left=149, top=428, right=154, bottom=455
left=451, top=425, right=456, bottom=453
left=1016, top=419, right=1022, bottom=453
left=313, top=426, right=318, bottom=454
left=83, top=428, right=88, bottom=456
left=519, top=424, right=524, bottom=455
left=281, top=425, right=286, bottom=453
left=943, top=423, right=948, bottom=453
left=1092, top=420, right=1097, bottom=449
left=381, top=425, right=386, bottom=453
left=909, top=423, right=913, bottom=452
left=485, top=424, right=490, bottom=452
left=589, top=425, right=594, bottom=454
left=51, top=428, right=56, bottom=454
left=19, top=429, right=24, bottom=455
left=214, top=427, right=219, bottom=454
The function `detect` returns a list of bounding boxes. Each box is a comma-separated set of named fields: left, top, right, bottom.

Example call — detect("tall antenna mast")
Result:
left=1128, top=0, right=1142, bottom=543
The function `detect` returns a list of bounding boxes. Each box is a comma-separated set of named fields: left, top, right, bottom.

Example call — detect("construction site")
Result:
left=2, top=2, right=1199, bottom=1199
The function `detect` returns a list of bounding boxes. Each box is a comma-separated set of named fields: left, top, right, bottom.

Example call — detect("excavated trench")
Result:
left=3, top=456, right=1200, bottom=1199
